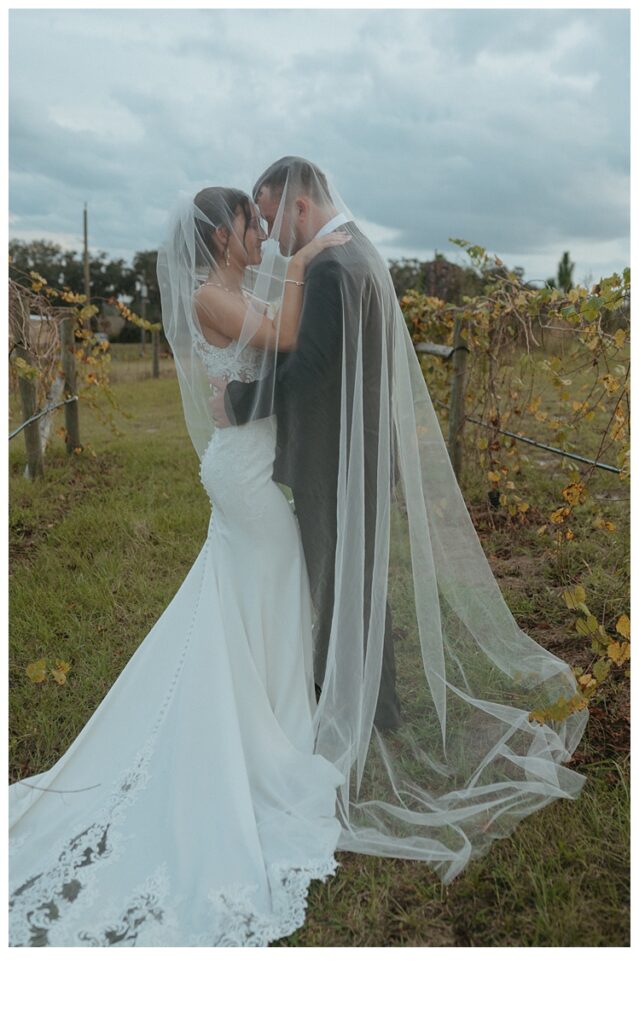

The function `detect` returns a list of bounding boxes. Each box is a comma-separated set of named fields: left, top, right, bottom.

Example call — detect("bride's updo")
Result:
left=193, top=187, right=253, bottom=263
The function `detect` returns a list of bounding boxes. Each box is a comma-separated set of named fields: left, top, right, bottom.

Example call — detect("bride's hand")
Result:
left=289, top=229, right=350, bottom=275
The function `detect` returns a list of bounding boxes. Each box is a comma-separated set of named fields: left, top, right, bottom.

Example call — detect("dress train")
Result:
left=9, top=416, right=344, bottom=947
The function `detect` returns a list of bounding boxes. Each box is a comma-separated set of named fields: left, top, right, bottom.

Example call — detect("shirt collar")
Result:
left=314, top=211, right=349, bottom=240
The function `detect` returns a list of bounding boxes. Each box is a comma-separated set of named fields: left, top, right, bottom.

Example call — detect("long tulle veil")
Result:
left=158, top=158, right=589, bottom=882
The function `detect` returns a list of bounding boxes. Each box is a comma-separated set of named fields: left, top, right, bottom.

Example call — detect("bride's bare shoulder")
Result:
left=193, top=281, right=223, bottom=315
left=192, top=285, right=234, bottom=349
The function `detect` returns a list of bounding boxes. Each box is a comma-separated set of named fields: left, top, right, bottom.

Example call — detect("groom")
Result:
left=211, top=156, right=401, bottom=731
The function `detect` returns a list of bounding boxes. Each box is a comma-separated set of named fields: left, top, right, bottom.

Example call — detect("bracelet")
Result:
left=284, top=278, right=305, bottom=286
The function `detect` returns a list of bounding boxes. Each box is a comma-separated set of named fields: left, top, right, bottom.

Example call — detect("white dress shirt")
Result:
left=313, top=211, right=349, bottom=239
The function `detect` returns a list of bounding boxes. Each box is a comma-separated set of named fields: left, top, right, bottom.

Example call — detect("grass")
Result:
left=9, top=342, right=629, bottom=946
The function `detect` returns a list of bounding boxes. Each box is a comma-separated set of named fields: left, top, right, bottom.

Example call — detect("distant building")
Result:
left=98, top=308, right=126, bottom=339
left=27, top=314, right=59, bottom=352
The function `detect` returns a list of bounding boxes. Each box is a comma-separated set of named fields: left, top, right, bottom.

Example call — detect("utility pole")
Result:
left=140, top=276, right=148, bottom=357
left=83, top=203, right=90, bottom=301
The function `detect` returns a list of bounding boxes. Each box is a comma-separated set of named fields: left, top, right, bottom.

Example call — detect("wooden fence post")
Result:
left=13, top=342, right=44, bottom=480
left=60, top=319, right=81, bottom=453
left=447, top=315, right=468, bottom=482
left=152, top=329, right=160, bottom=379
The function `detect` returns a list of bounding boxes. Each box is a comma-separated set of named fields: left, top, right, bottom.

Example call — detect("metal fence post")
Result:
left=447, top=315, right=468, bottom=481
left=60, top=318, right=81, bottom=453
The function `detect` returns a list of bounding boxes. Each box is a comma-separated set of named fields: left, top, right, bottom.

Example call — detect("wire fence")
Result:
left=416, top=334, right=623, bottom=476
left=428, top=393, right=621, bottom=474
left=9, top=396, right=78, bottom=441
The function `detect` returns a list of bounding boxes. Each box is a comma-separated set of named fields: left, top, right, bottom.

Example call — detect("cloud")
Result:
left=8, top=7, right=629, bottom=282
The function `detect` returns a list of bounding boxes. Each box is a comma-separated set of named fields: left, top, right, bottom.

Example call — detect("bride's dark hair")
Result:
left=193, top=187, right=253, bottom=261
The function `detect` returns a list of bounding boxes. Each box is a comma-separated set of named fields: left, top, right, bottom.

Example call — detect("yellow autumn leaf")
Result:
left=593, top=657, right=611, bottom=682
left=562, top=586, right=586, bottom=609
left=601, top=374, right=621, bottom=395
left=577, top=673, right=597, bottom=693
left=606, top=641, right=630, bottom=667
left=575, top=617, right=598, bottom=638
left=11, top=357, right=39, bottom=382
left=78, top=303, right=99, bottom=322
left=613, top=328, right=627, bottom=349
left=550, top=506, right=570, bottom=524
left=616, top=614, right=630, bottom=640
left=562, top=481, right=585, bottom=506
left=26, top=658, right=47, bottom=683
left=529, top=692, right=588, bottom=725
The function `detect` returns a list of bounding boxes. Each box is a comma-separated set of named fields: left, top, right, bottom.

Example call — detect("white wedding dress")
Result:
left=9, top=335, right=345, bottom=947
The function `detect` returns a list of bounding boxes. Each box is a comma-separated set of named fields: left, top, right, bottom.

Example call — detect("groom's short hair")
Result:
left=253, top=157, right=332, bottom=206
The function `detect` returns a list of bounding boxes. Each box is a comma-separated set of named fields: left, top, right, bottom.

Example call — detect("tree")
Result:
left=389, top=255, right=484, bottom=303
left=9, top=239, right=136, bottom=307
left=131, top=250, right=161, bottom=322
left=558, top=251, right=575, bottom=292
left=9, top=240, right=75, bottom=291
left=548, top=251, right=575, bottom=292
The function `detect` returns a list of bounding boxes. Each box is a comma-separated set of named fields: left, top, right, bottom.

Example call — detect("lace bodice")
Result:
left=192, top=297, right=279, bottom=383
left=193, top=333, right=265, bottom=384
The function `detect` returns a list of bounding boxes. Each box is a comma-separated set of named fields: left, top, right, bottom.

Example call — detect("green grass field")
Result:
left=9, top=342, right=629, bottom=946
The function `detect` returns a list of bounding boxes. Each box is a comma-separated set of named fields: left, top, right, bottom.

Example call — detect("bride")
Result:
left=9, top=158, right=589, bottom=947
left=8, top=186, right=350, bottom=947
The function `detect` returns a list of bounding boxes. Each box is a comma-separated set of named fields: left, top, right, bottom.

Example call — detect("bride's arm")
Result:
left=194, top=231, right=349, bottom=353
left=269, top=231, right=349, bottom=351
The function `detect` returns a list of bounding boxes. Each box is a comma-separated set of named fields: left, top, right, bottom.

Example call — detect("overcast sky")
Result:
left=9, top=7, right=630, bottom=285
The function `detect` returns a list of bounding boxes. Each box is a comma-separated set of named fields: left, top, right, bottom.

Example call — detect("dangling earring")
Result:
left=224, top=246, right=230, bottom=268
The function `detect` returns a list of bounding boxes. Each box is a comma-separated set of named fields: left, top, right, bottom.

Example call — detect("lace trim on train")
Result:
left=81, top=855, right=340, bottom=947
left=9, top=538, right=212, bottom=947
left=72, top=855, right=340, bottom=947
left=10, top=733, right=339, bottom=946
left=10, top=749, right=339, bottom=948
left=200, top=856, right=340, bottom=947
left=8, top=741, right=156, bottom=947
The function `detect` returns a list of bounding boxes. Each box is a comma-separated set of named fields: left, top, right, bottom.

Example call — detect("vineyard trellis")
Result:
left=8, top=240, right=630, bottom=724
left=8, top=263, right=162, bottom=476
left=402, top=240, right=630, bottom=722
left=416, top=320, right=623, bottom=477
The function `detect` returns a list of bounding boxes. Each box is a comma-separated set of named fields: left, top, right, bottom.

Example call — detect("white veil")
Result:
left=157, top=158, right=588, bottom=882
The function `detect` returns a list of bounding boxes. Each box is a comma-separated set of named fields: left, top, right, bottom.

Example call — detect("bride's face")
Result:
left=228, top=204, right=266, bottom=268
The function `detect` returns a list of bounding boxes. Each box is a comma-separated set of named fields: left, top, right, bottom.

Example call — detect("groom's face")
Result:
left=255, top=185, right=301, bottom=257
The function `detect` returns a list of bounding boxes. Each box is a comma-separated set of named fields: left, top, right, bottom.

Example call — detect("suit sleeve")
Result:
left=225, top=259, right=343, bottom=426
